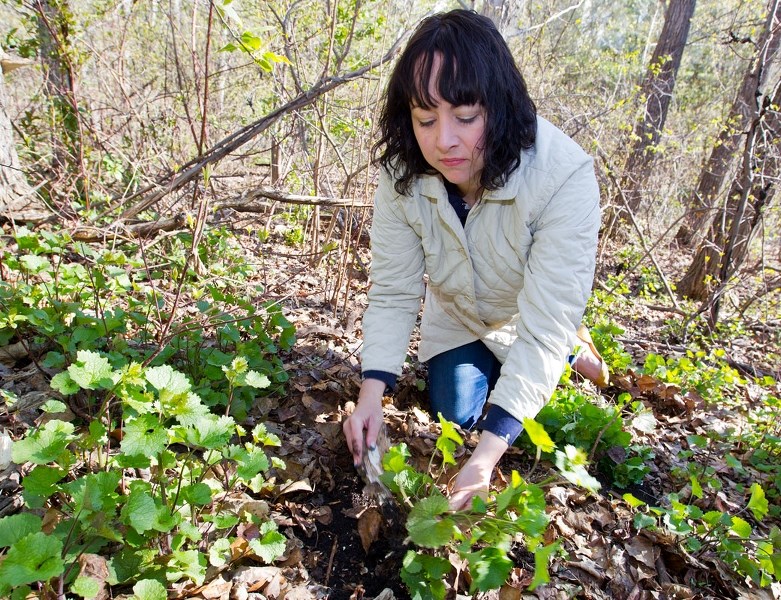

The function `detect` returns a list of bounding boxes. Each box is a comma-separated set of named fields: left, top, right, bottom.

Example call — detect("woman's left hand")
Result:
left=448, top=430, right=509, bottom=511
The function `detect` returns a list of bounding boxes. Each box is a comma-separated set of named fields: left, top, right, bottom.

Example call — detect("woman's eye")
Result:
left=457, top=115, right=477, bottom=124
left=418, top=120, right=435, bottom=128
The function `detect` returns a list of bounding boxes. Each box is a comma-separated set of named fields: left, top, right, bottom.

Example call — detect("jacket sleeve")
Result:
left=487, top=159, right=601, bottom=422
left=360, top=169, right=426, bottom=376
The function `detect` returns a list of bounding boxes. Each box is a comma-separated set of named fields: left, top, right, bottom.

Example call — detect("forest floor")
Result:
left=2, top=209, right=781, bottom=600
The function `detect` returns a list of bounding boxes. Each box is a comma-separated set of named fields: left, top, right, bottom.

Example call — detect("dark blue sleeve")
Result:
left=362, top=370, right=397, bottom=391
left=478, top=405, right=524, bottom=445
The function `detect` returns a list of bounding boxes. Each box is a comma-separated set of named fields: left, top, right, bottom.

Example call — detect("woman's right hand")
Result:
left=343, top=378, right=386, bottom=466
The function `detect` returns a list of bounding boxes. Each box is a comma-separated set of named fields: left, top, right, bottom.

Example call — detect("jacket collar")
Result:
left=418, top=163, right=524, bottom=202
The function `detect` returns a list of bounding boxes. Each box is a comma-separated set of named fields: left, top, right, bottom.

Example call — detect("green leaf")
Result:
left=41, top=399, right=67, bottom=413
left=435, top=414, right=463, bottom=466
left=690, top=475, right=703, bottom=500
left=633, top=513, right=656, bottom=530
left=13, top=420, right=75, bottom=465
left=132, top=579, right=167, bottom=600
left=168, top=392, right=210, bottom=427
left=50, top=372, right=80, bottom=395
left=121, top=414, right=168, bottom=456
left=383, top=443, right=412, bottom=473
left=145, top=365, right=191, bottom=395
left=401, top=550, right=450, bottom=600
left=0, top=514, right=42, bottom=548
left=524, top=418, right=555, bottom=453
left=63, top=471, right=121, bottom=515
left=121, top=488, right=157, bottom=533
left=0, top=532, right=64, bottom=586
left=249, top=521, right=286, bottom=563
left=21, top=466, right=66, bottom=500
left=555, top=446, right=601, bottom=493
left=204, top=513, right=239, bottom=529
left=235, top=446, right=269, bottom=481
left=68, top=350, right=115, bottom=390
left=167, top=549, right=206, bottom=584
left=208, top=538, right=232, bottom=567
left=466, top=546, right=513, bottom=592
left=622, top=493, right=646, bottom=508
left=748, top=483, right=769, bottom=521
left=19, top=254, right=50, bottom=273
left=730, top=516, right=752, bottom=539
left=242, top=370, right=270, bottom=389
left=181, top=483, right=213, bottom=506
left=529, top=542, right=559, bottom=590
left=183, top=415, right=235, bottom=449
left=252, top=423, right=281, bottom=447
left=72, top=575, right=101, bottom=598
left=407, top=493, right=458, bottom=548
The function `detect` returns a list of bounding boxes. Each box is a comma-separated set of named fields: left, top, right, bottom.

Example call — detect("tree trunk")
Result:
left=0, top=59, right=47, bottom=221
left=617, top=0, right=697, bottom=217
left=678, top=5, right=781, bottom=308
left=675, top=0, right=781, bottom=247
left=35, top=0, right=88, bottom=204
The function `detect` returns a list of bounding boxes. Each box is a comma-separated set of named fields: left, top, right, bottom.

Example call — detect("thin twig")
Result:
left=324, top=534, right=338, bottom=587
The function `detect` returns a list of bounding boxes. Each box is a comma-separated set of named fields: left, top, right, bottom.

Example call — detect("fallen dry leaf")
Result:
left=77, top=554, right=110, bottom=600
left=624, top=535, right=659, bottom=569
left=232, top=566, right=284, bottom=592
left=200, top=574, right=232, bottom=600
left=358, top=507, right=382, bottom=552
left=311, top=504, right=333, bottom=525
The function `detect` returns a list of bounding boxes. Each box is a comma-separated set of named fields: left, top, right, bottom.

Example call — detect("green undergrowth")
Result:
left=0, top=225, right=297, bottom=596
left=1, top=351, right=287, bottom=598
left=571, top=321, right=781, bottom=588
left=0, top=226, right=295, bottom=419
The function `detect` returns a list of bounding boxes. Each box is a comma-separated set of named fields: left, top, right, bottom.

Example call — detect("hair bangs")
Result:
left=406, top=44, right=482, bottom=110
left=433, top=48, right=482, bottom=108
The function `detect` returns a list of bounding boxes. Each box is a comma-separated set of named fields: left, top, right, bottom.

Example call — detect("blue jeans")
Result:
left=426, top=340, right=501, bottom=429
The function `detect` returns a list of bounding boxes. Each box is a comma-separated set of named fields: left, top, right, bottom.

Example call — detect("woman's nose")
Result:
left=435, top=120, right=458, bottom=151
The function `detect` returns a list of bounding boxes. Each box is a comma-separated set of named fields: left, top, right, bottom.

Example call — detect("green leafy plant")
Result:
left=0, top=226, right=295, bottom=419
left=587, top=321, right=634, bottom=375
left=643, top=349, right=744, bottom=405
left=0, top=350, right=286, bottom=598
left=380, top=415, right=601, bottom=599
left=528, top=387, right=651, bottom=488
left=624, top=483, right=781, bottom=588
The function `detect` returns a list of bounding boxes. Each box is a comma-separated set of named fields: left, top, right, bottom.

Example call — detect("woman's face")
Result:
left=410, top=54, right=486, bottom=204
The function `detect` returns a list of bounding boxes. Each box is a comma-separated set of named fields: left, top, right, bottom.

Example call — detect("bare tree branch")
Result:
left=109, top=36, right=406, bottom=223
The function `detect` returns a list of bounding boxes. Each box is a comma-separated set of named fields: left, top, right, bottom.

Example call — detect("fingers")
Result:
left=342, top=416, right=364, bottom=465
left=448, top=484, right=488, bottom=511
left=365, top=414, right=381, bottom=450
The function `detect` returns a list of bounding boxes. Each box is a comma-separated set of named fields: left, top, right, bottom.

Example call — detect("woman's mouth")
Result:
left=441, top=158, right=466, bottom=167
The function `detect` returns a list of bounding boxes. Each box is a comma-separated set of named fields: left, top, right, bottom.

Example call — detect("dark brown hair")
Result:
left=374, top=9, right=537, bottom=196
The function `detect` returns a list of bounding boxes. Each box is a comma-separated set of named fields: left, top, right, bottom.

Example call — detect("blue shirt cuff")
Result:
left=361, top=370, right=397, bottom=391
left=478, top=405, right=524, bottom=445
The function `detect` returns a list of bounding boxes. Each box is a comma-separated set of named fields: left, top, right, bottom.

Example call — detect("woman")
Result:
left=342, top=9, right=603, bottom=510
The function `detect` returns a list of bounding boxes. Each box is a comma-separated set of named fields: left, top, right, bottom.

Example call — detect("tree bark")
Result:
left=675, top=0, right=781, bottom=246
left=35, top=0, right=88, bottom=203
left=0, top=59, right=48, bottom=221
left=678, top=2, right=781, bottom=308
left=617, top=0, right=697, bottom=217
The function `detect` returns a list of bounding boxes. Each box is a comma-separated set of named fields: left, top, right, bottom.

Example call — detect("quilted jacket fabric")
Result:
left=361, top=116, right=601, bottom=423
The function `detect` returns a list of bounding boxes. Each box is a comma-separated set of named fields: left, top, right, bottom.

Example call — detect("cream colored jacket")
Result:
left=361, top=117, right=601, bottom=423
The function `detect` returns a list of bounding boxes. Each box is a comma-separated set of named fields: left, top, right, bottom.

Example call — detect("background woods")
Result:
left=2, top=0, right=781, bottom=599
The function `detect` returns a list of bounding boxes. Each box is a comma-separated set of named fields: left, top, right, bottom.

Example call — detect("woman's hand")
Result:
left=343, top=378, right=386, bottom=466
left=448, top=430, right=509, bottom=511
